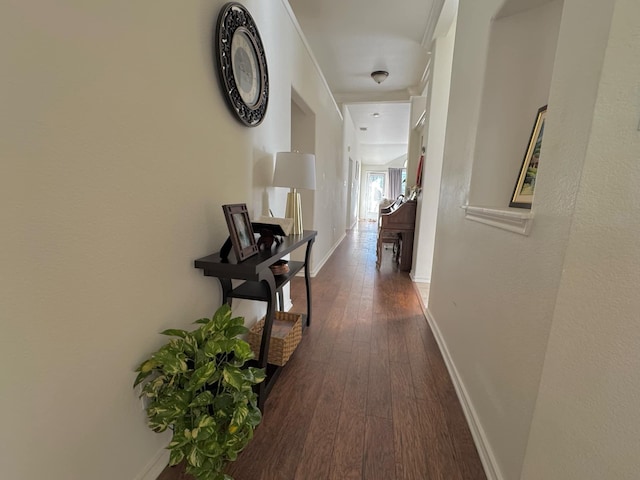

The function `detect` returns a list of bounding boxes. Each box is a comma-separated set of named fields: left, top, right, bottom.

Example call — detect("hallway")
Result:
left=160, top=222, right=486, bottom=480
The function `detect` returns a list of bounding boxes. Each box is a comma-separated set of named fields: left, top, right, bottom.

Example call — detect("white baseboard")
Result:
left=134, top=446, right=169, bottom=480
left=410, top=271, right=431, bottom=283
left=310, top=232, right=346, bottom=277
left=423, top=307, right=504, bottom=480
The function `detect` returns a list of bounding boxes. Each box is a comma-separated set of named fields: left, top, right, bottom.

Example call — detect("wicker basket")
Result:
left=248, top=311, right=302, bottom=366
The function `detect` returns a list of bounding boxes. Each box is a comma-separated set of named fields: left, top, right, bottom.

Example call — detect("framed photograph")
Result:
left=510, top=105, right=548, bottom=209
left=222, top=204, right=258, bottom=262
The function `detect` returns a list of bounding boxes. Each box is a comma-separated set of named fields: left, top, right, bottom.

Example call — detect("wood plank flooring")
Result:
left=158, top=222, right=486, bottom=480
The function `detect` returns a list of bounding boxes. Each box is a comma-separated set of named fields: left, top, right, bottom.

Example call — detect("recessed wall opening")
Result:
left=467, top=0, right=563, bottom=210
left=290, top=88, right=316, bottom=262
left=291, top=88, right=316, bottom=228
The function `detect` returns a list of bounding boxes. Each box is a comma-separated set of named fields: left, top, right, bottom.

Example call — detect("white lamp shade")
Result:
left=273, top=152, right=316, bottom=190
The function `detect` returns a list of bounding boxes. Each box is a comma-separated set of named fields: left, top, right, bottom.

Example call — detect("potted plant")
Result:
left=134, top=304, right=265, bottom=480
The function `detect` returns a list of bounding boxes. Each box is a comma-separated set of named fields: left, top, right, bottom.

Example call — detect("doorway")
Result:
left=365, top=172, right=385, bottom=221
left=290, top=89, right=316, bottom=265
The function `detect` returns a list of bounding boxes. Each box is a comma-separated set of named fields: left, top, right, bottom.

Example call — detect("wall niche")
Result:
left=466, top=0, right=563, bottom=217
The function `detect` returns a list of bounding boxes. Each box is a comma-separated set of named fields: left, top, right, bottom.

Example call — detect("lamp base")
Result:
left=285, top=189, right=304, bottom=235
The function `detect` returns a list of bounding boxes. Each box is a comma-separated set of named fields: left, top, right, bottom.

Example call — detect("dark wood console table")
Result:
left=194, top=230, right=316, bottom=410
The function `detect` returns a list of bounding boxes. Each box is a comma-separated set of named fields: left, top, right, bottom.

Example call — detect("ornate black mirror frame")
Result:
left=214, top=2, right=269, bottom=127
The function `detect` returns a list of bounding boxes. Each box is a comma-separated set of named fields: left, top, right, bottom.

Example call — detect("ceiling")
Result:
left=287, top=0, right=444, bottom=165
left=347, top=103, right=411, bottom=165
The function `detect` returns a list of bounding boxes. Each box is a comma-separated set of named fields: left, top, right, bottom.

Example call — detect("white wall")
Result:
left=406, top=95, right=427, bottom=194
left=0, top=1, right=343, bottom=478
left=411, top=3, right=457, bottom=283
left=343, top=107, right=361, bottom=229
left=469, top=0, right=563, bottom=207
left=521, top=0, right=640, bottom=478
left=311, top=113, right=345, bottom=266
left=427, top=0, right=618, bottom=478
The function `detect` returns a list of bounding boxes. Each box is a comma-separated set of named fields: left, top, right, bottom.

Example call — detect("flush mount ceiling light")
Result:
left=371, top=70, right=389, bottom=84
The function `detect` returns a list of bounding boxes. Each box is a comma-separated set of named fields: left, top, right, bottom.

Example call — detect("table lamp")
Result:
left=273, top=152, right=316, bottom=235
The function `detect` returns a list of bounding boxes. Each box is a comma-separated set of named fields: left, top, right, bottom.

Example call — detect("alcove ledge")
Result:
left=461, top=205, right=534, bottom=235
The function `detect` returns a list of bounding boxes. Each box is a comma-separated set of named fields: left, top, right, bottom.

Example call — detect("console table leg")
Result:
left=256, top=275, right=277, bottom=412
left=219, top=278, right=232, bottom=306
left=304, top=237, right=314, bottom=327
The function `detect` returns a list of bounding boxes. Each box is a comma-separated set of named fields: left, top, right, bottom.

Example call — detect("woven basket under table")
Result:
left=248, top=311, right=302, bottom=366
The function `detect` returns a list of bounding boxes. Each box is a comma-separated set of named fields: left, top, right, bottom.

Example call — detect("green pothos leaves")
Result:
left=134, top=304, right=264, bottom=480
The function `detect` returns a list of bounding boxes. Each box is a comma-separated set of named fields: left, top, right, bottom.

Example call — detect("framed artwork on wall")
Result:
left=510, top=105, right=548, bottom=209
left=222, top=204, right=258, bottom=262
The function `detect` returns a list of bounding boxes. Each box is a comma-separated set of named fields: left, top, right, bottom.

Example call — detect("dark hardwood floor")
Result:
left=158, top=222, right=486, bottom=480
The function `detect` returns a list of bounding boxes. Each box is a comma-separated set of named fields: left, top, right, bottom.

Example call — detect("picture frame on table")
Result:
left=222, top=204, right=258, bottom=262
left=510, top=105, right=548, bottom=209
